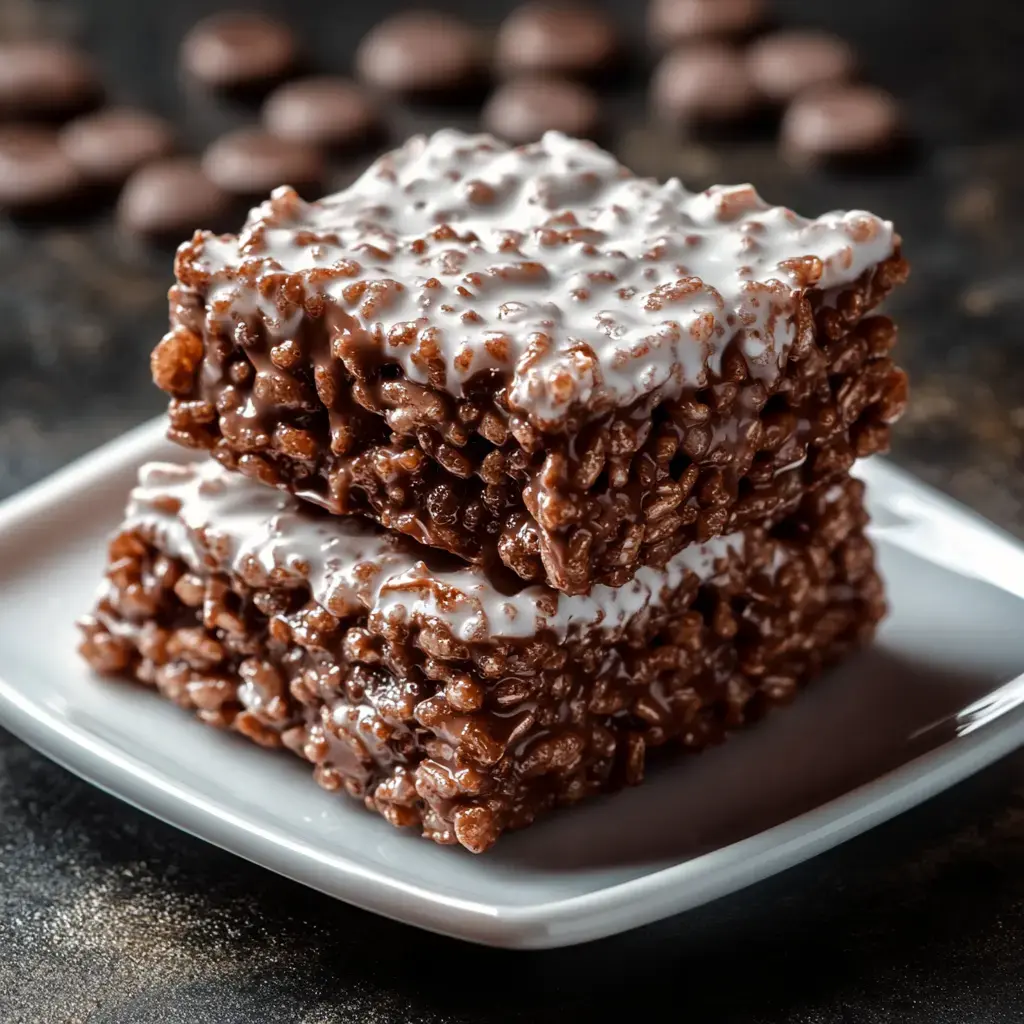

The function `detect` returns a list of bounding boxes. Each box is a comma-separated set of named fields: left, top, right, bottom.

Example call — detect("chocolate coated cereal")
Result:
left=154, top=130, right=909, bottom=594
left=80, top=463, right=884, bottom=853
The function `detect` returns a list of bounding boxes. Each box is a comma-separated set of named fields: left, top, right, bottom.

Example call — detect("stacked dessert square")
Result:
left=79, top=130, right=908, bottom=852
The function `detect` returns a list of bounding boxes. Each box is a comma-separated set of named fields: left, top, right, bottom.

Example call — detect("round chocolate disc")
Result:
left=747, top=31, right=857, bottom=103
left=0, top=41, right=101, bottom=120
left=355, top=11, right=485, bottom=95
left=0, top=125, right=83, bottom=209
left=201, top=128, right=325, bottom=197
left=262, top=77, right=380, bottom=150
left=117, top=158, right=233, bottom=239
left=651, top=44, right=759, bottom=126
left=781, top=84, right=902, bottom=164
left=494, top=3, right=619, bottom=77
left=483, top=77, right=600, bottom=143
left=60, top=108, right=176, bottom=185
left=647, top=0, right=765, bottom=47
left=181, top=11, right=298, bottom=90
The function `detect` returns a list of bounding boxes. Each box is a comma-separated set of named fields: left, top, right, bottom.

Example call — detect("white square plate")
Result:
left=2, top=419, right=1024, bottom=949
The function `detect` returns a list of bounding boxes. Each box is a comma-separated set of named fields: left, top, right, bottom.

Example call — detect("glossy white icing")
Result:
left=183, top=129, right=895, bottom=430
left=125, top=461, right=740, bottom=642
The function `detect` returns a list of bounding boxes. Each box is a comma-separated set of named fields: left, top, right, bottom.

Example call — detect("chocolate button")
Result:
left=747, top=31, right=856, bottom=103
left=117, top=158, right=233, bottom=240
left=262, top=77, right=380, bottom=150
left=0, top=41, right=101, bottom=120
left=181, top=12, right=298, bottom=90
left=483, top=77, right=600, bottom=143
left=202, top=128, right=324, bottom=198
left=0, top=125, right=83, bottom=210
left=60, top=108, right=175, bottom=185
left=651, top=44, right=758, bottom=126
left=495, top=3, right=619, bottom=78
left=781, top=85, right=902, bottom=164
left=647, top=0, right=765, bottom=47
left=355, top=12, right=485, bottom=95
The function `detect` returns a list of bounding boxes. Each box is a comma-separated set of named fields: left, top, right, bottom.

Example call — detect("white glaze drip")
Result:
left=125, top=461, right=740, bottom=642
left=185, top=130, right=896, bottom=430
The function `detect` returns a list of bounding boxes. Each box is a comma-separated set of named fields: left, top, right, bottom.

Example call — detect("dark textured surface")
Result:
left=2, top=0, right=1024, bottom=1020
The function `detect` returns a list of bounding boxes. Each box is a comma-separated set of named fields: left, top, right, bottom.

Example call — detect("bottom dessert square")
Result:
left=79, top=463, right=884, bottom=853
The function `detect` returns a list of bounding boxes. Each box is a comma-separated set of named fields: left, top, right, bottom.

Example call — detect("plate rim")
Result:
left=3, top=418, right=1024, bottom=950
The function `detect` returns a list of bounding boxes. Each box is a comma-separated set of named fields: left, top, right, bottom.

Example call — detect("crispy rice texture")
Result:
left=80, top=473, right=883, bottom=853
left=154, top=129, right=908, bottom=593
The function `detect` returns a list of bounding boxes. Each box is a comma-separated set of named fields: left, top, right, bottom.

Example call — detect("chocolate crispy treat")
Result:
left=79, top=461, right=884, bottom=853
left=157, top=130, right=908, bottom=594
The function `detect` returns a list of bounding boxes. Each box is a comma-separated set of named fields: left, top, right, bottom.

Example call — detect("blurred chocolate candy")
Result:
left=355, top=11, right=486, bottom=95
left=118, top=158, right=233, bottom=240
left=0, top=41, right=101, bottom=120
left=60, top=108, right=175, bottom=185
left=781, top=84, right=903, bottom=165
left=181, top=12, right=298, bottom=90
left=0, top=125, right=84, bottom=210
left=647, top=0, right=764, bottom=47
left=495, top=3, right=619, bottom=78
left=202, top=128, right=324, bottom=198
left=651, top=44, right=759, bottom=127
left=747, top=31, right=856, bottom=103
left=483, top=77, right=600, bottom=143
left=263, top=77, right=380, bottom=150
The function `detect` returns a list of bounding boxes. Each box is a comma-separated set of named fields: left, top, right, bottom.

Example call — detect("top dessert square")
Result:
left=157, top=130, right=908, bottom=594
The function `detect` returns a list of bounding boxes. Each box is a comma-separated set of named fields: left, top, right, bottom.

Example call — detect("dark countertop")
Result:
left=2, top=0, right=1024, bottom=1021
